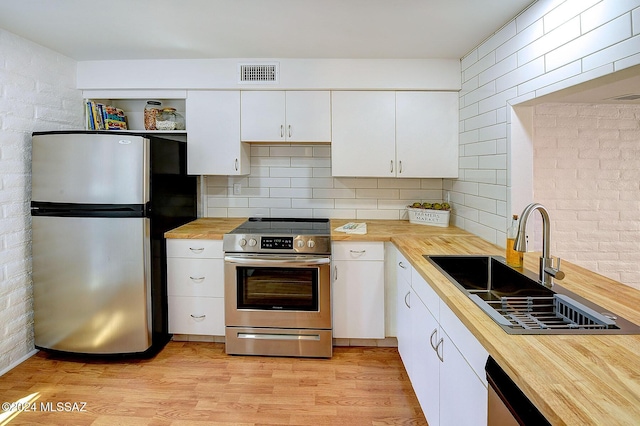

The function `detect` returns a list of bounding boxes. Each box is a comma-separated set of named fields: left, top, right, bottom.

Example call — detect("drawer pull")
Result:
left=189, top=247, right=205, bottom=254
left=189, top=276, right=205, bottom=283
left=398, top=261, right=408, bottom=269
left=430, top=328, right=438, bottom=350
left=190, top=314, right=206, bottom=320
left=349, top=249, right=366, bottom=256
left=435, top=337, right=444, bottom=362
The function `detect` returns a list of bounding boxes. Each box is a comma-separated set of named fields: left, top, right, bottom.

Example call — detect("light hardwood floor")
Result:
left=0, top=342, right=427, bottom=425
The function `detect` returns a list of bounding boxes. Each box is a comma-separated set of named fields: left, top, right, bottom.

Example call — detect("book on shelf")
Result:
left=85, top=100, right=128, bottom=130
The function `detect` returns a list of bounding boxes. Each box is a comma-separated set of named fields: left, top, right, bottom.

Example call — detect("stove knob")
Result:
left=248, top=238, right=257, bottom=247
left=296, top=240, right=305, bottom=248
left=238, top=238, right=247, bottom=247
left=307, top=240, right=316, bottom=248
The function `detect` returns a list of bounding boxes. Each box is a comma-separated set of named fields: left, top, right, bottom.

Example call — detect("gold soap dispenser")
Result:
left=506, top=214, right=524, bottom=268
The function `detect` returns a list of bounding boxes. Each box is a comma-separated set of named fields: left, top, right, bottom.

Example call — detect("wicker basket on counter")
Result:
left=406, top=206, right=450, bottom=227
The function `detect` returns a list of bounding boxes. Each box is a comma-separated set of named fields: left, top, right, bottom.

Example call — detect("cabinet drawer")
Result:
left=168, top=296, right=224, bottom=336
left=167, top=258, right=224, bottom=297
left=332, top=242, right=384, bottom=261
left=166, top=239, right=223, bottom=259
left=396, top=250, right=412, bottom=285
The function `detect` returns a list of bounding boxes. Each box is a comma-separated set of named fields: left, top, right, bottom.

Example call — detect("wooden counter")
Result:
left=165, top=217, right=246, bottom=239
left=166, top=218, right=640, bottom=425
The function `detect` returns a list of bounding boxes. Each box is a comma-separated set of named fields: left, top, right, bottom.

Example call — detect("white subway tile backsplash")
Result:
left=496, top=57, right=545, bottom=93
left=334, top=178, right=378, bottom=189
left=203, top=144, right=446, bottom=219
left=479, top=54, right=518, bottom=87
left=535, top=63, right=613, bottom=97
left=583, top=34, right=640, bottom=71
left=291, top=177, right=334, bottom=188
left=543, top=0, right=598, bottom=33
left=479, top=123, right=507, bottom=142
left=479, top=87, right=519, bottom=114
left=335, top=199, right=377, bottom=209
left=249, top=197, right=292, bottom=208
left=378, top=178, right=421, bottom=189
left=269, top=188, right=313, bottom=198
left=270, top=145, right=314, bottom=157
left=291, top=157, right=331, bottom=168
left=479, top=154, right=507, bottom=170
left=519, top=16, right=581, bottom=65
left=546, top=15, right=631, bottom=71
left=581, top=0, right=640, bottom=33
left=497, top=20, right=544, bottom=62
left=313, top=188, right=355, bottom=199
left=464, top=51, right=497, bottom=81
left=356, top=188, right=399, bottom=199
left=248, top=177, right=291, bottom=188
left=478, top=20, right=518, bottom=60
left=269, top=167, right=312, bottom=178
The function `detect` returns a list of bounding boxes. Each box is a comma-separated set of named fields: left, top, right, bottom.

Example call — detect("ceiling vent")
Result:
left=238, top=62, right=279, bottom=84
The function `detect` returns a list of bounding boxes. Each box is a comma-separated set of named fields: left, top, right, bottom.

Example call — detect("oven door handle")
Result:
left=224, top=255, right=331, bottom=266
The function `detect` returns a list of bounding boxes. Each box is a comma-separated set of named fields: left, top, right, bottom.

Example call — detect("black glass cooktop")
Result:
left=227, top=217, right=331, bottom=236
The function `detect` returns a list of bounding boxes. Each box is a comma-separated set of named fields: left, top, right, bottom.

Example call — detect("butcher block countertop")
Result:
left=166, top=218, right=640, bottom=425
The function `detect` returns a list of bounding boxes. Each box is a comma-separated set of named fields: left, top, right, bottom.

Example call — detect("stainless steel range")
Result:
left=223, top=218, right=332, bottom=358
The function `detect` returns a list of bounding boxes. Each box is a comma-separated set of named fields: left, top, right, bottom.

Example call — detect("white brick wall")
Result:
left=203, top=144, right=445, bottom=219
left=453, top=0, right=640, bottom=264
left=0, top=29, right=83, bottom=374
left=534, top=103, right=640, bottom=289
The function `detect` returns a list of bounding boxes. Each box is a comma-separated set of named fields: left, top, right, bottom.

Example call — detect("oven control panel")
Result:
left=223, top=234, right=331, bottom=254
left=261, top=237, right=293, bottom=250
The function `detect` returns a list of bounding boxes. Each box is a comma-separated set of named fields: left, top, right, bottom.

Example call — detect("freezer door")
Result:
left=31, top=133, right=149, bottom=205
left=32, top=216, right=152, bottom=354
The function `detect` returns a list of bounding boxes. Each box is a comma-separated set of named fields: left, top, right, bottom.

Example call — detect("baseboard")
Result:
left=0, top=349, right=39, bottom=377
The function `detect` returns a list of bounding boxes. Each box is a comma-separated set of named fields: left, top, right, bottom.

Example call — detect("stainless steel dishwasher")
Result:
left=485, top=357, right=551, bottom=426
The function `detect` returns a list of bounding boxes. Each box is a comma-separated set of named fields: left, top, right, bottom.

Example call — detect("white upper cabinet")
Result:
left=396, top=91, right=459, bottom=178
left=332, top=91, right=458, bottom=178
left=186, top=90, right=250, bottom=175
left=331, top=91, right=396, bottom=177
left=240, top=91, right=331, bottom=142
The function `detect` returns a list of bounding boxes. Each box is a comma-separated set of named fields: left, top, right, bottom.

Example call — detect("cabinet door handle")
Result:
left=334, top=265, right=338, bottom=281
left=288, top=124, right=292, bottom=138
left=404, top=291, right=410, bottom=309
left=235, top=158, right=238, bottom=171
left=189, top=247, right=205, bottom=254
left=398, top=261, right=408, bottom=269
left=190, top=314, right=206, bottom=320
left=390, top=160, right=394, bottom=173
left=189, top=276, right=205, bottom=283
left=280, top=124, right=284, bottom=138
left=430, top=328, right=438, bottom=350
left=399, top=160, right=403, bottom=174
left=435, top=337, right=444, bottom=362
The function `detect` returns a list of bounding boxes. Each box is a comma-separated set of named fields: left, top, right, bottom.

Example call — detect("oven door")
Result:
left=224, top=254, right=332, bottom=330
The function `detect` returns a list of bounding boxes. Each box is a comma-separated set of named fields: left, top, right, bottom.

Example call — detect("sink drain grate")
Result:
left=488, top=294, right=617, bottom=330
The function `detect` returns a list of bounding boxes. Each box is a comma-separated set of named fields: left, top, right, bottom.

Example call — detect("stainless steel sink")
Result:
left=426, top=255, right=640, bottom=335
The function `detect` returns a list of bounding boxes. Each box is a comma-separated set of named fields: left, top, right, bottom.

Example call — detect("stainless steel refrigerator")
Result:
left=31, top=131, right=196, bottom=356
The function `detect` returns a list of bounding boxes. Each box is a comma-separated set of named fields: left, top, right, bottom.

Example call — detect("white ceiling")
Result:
left=1, top=0, right=638, bottom=104
left=0, top=0, right=534, bottom=61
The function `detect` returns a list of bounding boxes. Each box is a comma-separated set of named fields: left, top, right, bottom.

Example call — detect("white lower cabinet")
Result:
left=332, top=242, right=385, bottom=339
left=396, top=251, right=413, bottom=370
left=166, top=239, right=225, bottom=336
left=394, top=246, right=489, bottom=426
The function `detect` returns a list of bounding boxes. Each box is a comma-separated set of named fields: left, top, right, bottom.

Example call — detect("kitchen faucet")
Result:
left=513, top=203, right=565, bottom=288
